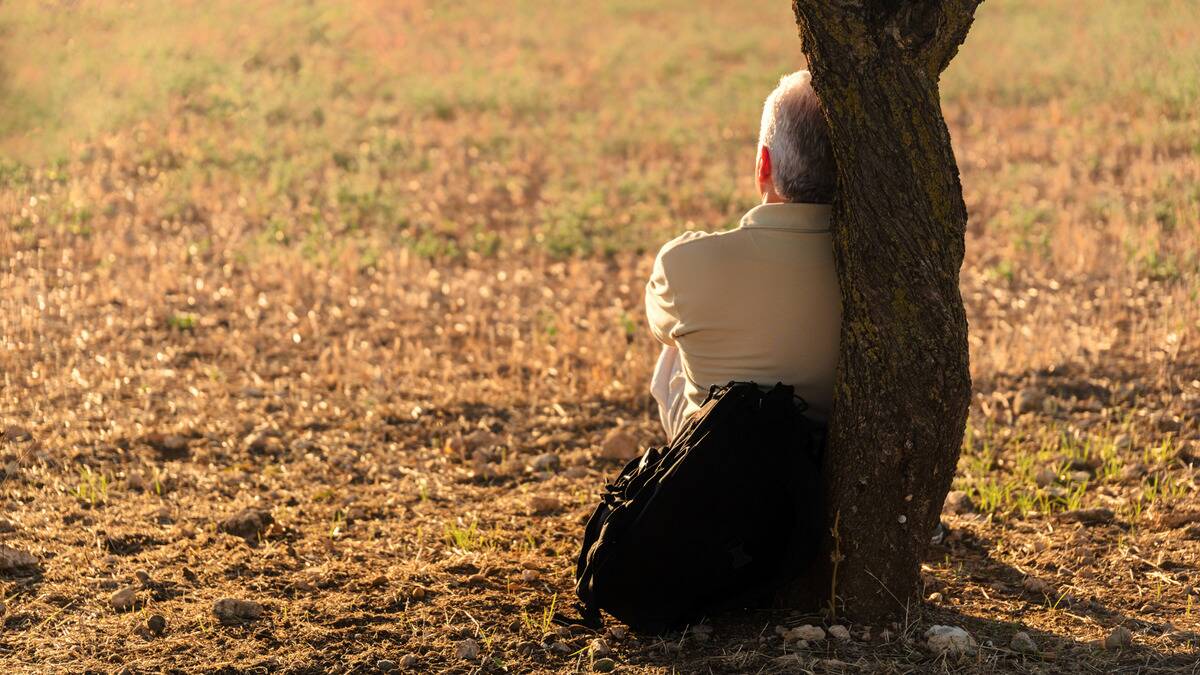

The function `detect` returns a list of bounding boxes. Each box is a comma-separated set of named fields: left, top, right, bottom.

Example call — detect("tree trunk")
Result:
left=780, top=0, right=982, bottom=623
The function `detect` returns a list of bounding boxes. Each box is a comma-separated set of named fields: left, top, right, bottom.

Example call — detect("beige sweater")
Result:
left=645, top=202, right=842, bottom=421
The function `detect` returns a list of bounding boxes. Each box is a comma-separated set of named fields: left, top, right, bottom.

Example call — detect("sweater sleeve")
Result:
left=645, top=243, right=681, bottom=347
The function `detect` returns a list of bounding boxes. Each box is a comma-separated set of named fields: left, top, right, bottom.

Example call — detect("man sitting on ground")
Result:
left=646, top=70, right=840, bottom=440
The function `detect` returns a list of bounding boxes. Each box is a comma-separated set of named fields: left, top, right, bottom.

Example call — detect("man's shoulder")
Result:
left=655, top=225, right=747, bottom=269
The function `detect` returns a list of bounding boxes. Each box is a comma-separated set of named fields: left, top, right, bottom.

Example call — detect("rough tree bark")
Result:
left=780, top=0, right=982, bottom=623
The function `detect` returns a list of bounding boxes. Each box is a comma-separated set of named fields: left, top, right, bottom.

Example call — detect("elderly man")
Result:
left=646, top=70, right=841, bottom=440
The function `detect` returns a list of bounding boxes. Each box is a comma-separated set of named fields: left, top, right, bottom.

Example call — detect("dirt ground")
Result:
left=2, top=0, right=1200, bottom=672
left=2, top=238, right=1198, bottom=673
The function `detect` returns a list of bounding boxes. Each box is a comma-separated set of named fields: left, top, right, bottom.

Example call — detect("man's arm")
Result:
left=645, top=247, right=680, bottom=347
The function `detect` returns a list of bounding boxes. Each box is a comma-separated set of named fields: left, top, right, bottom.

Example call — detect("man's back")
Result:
left=646, top=202, right=842, bottom=423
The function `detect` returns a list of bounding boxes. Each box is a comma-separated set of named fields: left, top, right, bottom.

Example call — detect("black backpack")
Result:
left=572, top=382, right=826, bottom=634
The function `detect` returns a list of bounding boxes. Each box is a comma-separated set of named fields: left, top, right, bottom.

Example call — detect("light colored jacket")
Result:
left=645, top=202, right=842, bottom=424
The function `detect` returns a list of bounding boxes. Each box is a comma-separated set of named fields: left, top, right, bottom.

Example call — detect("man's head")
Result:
left=756, top=70, right=836, bottom=204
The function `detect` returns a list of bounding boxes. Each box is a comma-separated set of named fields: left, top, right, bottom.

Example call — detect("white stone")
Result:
left=925, top=625, right=976, bottom=656
left=828, top=624, right=851, bottom=641
left=787, top=625, right=825, bottom=642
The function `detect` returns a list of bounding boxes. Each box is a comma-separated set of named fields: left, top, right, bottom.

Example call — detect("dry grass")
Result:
left=1, top=0, right=1198, bottom=672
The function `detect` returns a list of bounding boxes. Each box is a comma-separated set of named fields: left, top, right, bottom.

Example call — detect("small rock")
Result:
left=550, top=642, right=571, bottom=654
left=530, top=453, right=561, bottom=473
left=1, top=425, right=32, bottom=442
left=244, top=432, right=283, bottom=456
left=0, top=518, right=15, bottom=533
left=147, top=613, right=167, bottom=636
left=521, top=569, right=540, bottom=582
left=219, top=508, right=274, bottom=541
left=927, top=591, right=944, bottom=603
left=1060, top=508, right=1114, bottom=525
left=530, top=496, right=562, bottom=514
left=788, top=625, right=825, bottom=642
left=134, top=570, right=152, bottom=586
left=1013, top=388, right=1045, bottom=415
left=1035, top=467, right=1058, bottom=486
left=828, top=625, right=851, bottom=641
left=1104, top=626, right=1133, bottom=649
left=397, top=654, right=418, bottom=670
left=376, top=659, right=397, bottom=672
left=1023, top=577, right=1054, bottom=595
left=564, top=466, right=589, bottom=479
left=943, top=490, right=974, bottom=515
left=1067, top=457, right=1098, bottom=473
left=772, top=655, right=805, bottom=668
left=213, top=597, right=263, bottom=624
left=1010, top=631, right=1037, bottom=654
left=464, top=430, right=501, bottom=451
left=466, top=573, right=488, bottom=586
left=145, top=433, right=190, bottom=458
left=599, top=429, right=639, bottom=460
left=1067, top=470, right=1092, bottom=484
left=1160, top=510, right=1200, bottom=528
left=591, top=637, right=612, bottom=657
left=110, top=586, right=138, bottom=613
left=1156, top=414, right=1182, bottom=433
left=606, top=625, right=626, bottom=640
left=925, top=625, right=976, bottom=656
left=456, top=638, right=480, bottom=660
left=0, top=544, right=39, bottom=574
left=593, top=657, right=616, bottom=673
left=1121, top=463, right=1147, bottom=481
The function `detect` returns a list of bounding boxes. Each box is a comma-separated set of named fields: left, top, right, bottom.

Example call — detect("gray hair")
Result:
left=758, top=70, right=836, bottom=204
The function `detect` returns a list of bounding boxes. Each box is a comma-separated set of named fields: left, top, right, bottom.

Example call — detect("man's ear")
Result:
left=757, top=145, right=772, bottom=192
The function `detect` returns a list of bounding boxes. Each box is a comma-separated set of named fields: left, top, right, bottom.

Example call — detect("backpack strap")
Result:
left=552, top=601, right=603, bottom=630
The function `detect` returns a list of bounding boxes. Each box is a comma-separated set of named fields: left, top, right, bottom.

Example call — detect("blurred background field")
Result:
left=4, top=0, right=1198, bottom=270
left=1, top=1, right=1199, bottom=672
